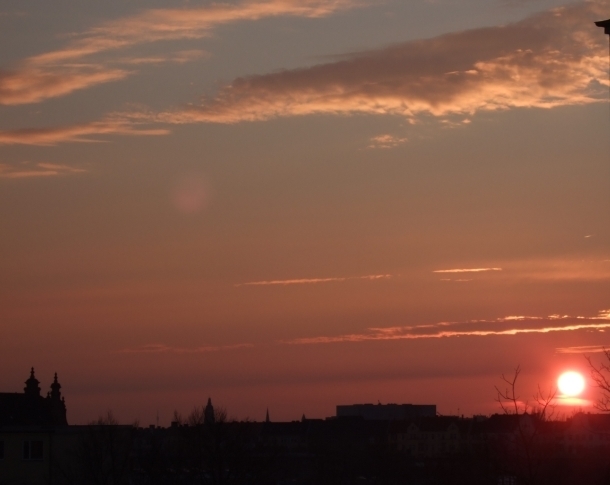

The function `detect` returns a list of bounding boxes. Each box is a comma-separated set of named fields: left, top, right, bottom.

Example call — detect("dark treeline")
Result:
left=49, top=406, right=610, bottom=485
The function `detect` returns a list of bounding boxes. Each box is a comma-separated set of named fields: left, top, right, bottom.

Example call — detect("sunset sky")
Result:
left=1, top=0, right=609, bottom=425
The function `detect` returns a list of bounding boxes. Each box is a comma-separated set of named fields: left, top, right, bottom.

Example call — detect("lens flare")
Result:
left=557, top=371, right=585, bottom=397
left=170, top=174, right=210, bottom=214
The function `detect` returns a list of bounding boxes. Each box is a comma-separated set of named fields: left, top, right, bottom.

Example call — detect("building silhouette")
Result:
left=0, top=368, right=67, bottom=427
left=4, top=368, right=610, bottom=484
left=336, top=402, right=436, bottom=420
left=595, top=18, right=610, bottom=34
left=204, top=397, right=215, bottom=424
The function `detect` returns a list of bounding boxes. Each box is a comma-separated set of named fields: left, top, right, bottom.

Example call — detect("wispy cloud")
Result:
left=555, top=344, right=609, bottom=354
left=30, top=0, right=359, bottom=65
left=116, top=310, right=610, bottom=356
left=236, top=273, right=392, bottom=287
left=368, top=134, right=408, bottom=149
left=235, top=258, right=610, bottom=290
left=0, top=0, right=359, bottom=105
left=136, top=1, right=608, bottom=124
left=0, top=66, right=130, bottom=106
left=116, top=50, right=209, bottom=66
left=0, top=119, right=169, bottom=146
left=283, top=309, right=610, bottom=345
left=434, top=258, right=610, bottom=281
left=0, top=162, right=87, bottom=178
left=498, top=315, right=542, bottom=321
left=508, top=259, right=610, bottom=282
left=434, top=267, right=502, bottom=274
left=116, top=343, right=254, bottom=354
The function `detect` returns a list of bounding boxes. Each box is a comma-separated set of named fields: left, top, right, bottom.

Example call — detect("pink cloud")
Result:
left=116, top=50, right=208, bottom=66
left=0, top=119, right=169, bottom=146
left=508, top=260, right=610, bottom=282
left=434, top=268, right=502, bottom=274
left=114, top=310, right=610, bottom=356
left=139, top=1, right=608, bottom=124
left=236, top=274, right=393, bottom=286
left=0, top=66, right=129, bottom=106
left=0, top=162, right=87, bottom=178
left=435, top=258, right=610, bottom=282
left=368, top=134, right=408, bottom=149
left=284, top=310, right=610, bottom=345
left=555, top=345, right=610, bottom=354
left=0, top=0, right=359, bottom=105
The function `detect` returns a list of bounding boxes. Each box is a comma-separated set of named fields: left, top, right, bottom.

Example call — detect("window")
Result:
left=23, top=440, right=44, bottom=460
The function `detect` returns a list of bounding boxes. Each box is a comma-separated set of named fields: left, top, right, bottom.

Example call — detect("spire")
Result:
left=204, top=397, right=215, bottom=425
left=265, top=408, right=270, bottom=423
left=50, top=373, right=62, bottom=400
left=24, top=367, right=41, bottom=397
left=301, top=414, right=306, bottom=422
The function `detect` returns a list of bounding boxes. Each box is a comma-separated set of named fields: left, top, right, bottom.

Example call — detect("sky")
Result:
left=0, top=0, right=609, bottom=425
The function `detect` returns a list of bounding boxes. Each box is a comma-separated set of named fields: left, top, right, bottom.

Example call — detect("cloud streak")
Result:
left=236, top=273, right=392, bottom=287
left=0, top=162, right=87, bottom=178
left=435, top=258, right=610, bottom=282
left=0, top=0, right=359, bottom=105
left=0, top=119, right=169, bottom=146
left=283, top=310, right=610, bottom=345
left=141, top=1, right=608, bottom=124
left=434, top=267, right=502, bottom=274
left=0, top=66, right=130, bottom=106
left=555, top=344, right=610, bottom=354
left=116, top=310, right=610, bottom=356
left=368, top=134, right=408, bottom=149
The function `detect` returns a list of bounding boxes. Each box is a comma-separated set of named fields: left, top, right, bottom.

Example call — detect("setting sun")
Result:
left=557, top=371, right=586, bottom=397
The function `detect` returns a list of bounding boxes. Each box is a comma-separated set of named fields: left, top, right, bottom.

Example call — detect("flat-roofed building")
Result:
left=336, top=403, right=436, bottom=420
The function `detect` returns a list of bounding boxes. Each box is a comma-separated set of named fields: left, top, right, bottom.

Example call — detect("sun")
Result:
left=557, top=371, right=585, bottom=397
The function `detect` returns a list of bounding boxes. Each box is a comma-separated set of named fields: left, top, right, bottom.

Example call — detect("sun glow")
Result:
left=557, top=371, right=585, bottom=397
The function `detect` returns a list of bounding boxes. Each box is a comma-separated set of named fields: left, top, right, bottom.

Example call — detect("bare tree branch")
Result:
left=585, top=349, right=610, bottom=412
left=495, top=366, right=527, bottom=415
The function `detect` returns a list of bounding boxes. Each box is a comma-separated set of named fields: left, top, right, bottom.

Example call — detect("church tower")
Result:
left=47, top=373, right=68, bottom=425
left=0, top=368, right=68, bottom=426
left=204, top=397, right=215, bottom=425
left=50, top=373, right=62, bottom=400
left=24, top=367, right=41, bottom=398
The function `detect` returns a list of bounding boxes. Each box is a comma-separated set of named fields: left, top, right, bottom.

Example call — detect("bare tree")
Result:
left=585, top=349, right=610, bottom=412
left=495, top=365, right=556, bottom=419
left=172, top=409, right=184, bottom=425
left=493, top=366, right=557, bottom=485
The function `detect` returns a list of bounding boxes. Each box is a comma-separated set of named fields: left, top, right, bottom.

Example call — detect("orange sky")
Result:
left=0, top=0, right=609, bottom=424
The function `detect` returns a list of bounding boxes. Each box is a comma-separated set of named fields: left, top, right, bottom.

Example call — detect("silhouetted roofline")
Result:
left=595, top=19, right=610, bottom=35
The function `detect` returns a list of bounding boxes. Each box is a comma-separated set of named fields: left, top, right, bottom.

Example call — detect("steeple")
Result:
left=50, top=373, right=62, bottom=400
left=204, top=397, right=215, bottom=425
left=24, top=367, right=41, bottom=398
left=265, top=408, right=270, bottom=423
